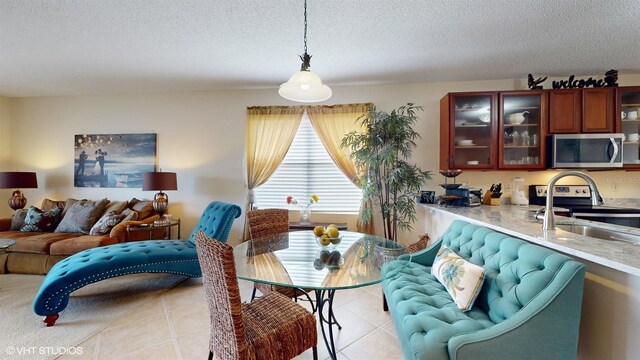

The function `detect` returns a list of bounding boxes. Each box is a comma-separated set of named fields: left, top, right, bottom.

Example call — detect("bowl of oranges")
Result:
left=313, top=224, right=342, bottom=247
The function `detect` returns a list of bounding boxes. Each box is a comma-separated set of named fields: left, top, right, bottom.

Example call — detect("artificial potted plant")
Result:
left=341, top=103, right=431, bottom=242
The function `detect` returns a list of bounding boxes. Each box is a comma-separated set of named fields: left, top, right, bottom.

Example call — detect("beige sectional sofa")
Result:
left=0, top=197, right=164, bottom=274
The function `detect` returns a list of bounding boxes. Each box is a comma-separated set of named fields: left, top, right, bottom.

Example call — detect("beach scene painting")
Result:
left=74, top=133, right=157, bottom=188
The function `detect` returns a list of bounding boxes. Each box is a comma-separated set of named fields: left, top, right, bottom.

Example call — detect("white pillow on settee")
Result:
left=431, top=245, right=485, bottom=311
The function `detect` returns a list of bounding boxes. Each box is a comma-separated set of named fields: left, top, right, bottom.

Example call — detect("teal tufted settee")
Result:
left=382, top=220, right=586, bottom=360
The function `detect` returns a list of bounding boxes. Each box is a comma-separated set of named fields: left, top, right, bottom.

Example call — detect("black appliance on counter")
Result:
left=529, top=184, right=640, bottom=228
left=445, top=187, right=483, bottom=207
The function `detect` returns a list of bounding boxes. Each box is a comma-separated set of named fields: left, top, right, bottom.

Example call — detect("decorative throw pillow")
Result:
left=61, top=198, right=80, bottom=218
left=128, top=198, right=155, bottom=220
left=55, top=198, right=109, bottom=234
left=9, top=208, right=29, bottom=230
left=20, top=206, right=62, bottom=232
left=41, top=198, right=66, bottom=212
left=120, top=209, right=139, bottom=222
left=431, top=245, right=486, bottom=311
left=89, top=211, right=126, bottom=235
left=100, top=200, right=128, bottom=217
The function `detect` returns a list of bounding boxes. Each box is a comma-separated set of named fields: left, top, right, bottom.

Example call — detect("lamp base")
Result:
left=153, top=215, right=171, bottom=226
left=153, top=191, right=169, bottom=225
left=8, top=190, right=27, bottom=211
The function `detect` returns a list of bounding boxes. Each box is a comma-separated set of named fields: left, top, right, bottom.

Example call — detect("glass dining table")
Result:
left=233, top=230, right=411, bottom=359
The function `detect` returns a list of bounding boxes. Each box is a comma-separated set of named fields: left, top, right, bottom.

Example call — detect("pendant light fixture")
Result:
left=278, top=0, right=332, bottom=103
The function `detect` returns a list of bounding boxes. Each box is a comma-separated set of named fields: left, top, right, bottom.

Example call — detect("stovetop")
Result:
left=529, top=185, right=594, bottom=206
left=529, top=184, right=640, bottom=214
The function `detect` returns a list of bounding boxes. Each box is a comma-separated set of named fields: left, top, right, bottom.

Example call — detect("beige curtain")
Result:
left=306, top=103, right=375, bottom=234
left=245, top=106, right=304, bottom=238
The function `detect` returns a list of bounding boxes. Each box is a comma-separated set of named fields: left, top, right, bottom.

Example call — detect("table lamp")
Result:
left=142, top=171, right=177, bottom=225
left=0, top=171, right=38, bottom=211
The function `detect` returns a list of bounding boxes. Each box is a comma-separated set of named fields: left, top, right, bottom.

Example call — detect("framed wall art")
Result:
left=74, top=133, right=157, bottom=188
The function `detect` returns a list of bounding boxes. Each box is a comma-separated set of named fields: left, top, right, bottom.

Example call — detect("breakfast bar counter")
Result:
left=419, top=204, right=640, bottom=277
left=418, top=203, right=640, bottom=358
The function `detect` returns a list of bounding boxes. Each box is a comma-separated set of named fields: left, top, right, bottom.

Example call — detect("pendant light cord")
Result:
left=299, top=0, right=311, bottom=71
left=303, top=0, right=308, bottom=54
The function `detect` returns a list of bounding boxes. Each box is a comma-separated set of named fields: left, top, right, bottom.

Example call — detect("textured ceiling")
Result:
left=1, top=0, right=639, bottom=97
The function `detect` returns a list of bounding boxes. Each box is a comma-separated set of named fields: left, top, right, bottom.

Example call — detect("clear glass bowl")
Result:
left=315, top=236, right=342, bottom=247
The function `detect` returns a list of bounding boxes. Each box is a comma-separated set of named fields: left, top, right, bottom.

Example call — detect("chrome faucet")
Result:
left=542, top=170, right=604, bottom=231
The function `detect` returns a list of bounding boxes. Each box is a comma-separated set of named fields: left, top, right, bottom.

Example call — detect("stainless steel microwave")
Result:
left=552, top=133, right=624, bottom=168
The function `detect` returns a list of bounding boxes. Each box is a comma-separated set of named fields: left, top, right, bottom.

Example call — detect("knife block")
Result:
left=483, top=191, right=493, bottom=205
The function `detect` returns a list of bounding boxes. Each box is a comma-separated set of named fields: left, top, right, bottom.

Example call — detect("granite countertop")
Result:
left=422, top=204, right=640, bottom=277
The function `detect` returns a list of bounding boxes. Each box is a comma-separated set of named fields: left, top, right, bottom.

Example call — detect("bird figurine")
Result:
left=528, top=74, right=547, bottom=90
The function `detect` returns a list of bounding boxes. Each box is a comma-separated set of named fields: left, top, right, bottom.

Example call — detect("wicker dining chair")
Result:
left=195, top=231, right=318, bottom=360
left=247, top=209, right=312, bottom=303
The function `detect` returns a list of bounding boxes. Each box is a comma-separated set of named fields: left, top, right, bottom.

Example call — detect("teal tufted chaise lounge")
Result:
left=33, top=201, right=241, bottom=326
left=382, top=220, right=586, bottom=360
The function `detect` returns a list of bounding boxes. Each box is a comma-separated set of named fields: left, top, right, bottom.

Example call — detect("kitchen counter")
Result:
left=421, top=204, right=640, bottom=277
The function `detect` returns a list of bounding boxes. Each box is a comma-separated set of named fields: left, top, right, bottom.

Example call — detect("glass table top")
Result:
left=233, top=231, right=411, bottom=290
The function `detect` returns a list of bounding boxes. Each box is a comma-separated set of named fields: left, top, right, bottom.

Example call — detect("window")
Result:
left=254, top=113, right=362, bottom=213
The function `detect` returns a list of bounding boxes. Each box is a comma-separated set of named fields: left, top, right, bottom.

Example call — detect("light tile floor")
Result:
left=60, top=277, right=403, bottom=360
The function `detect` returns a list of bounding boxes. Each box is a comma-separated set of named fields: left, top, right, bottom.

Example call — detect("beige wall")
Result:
left=3, top=74, right=640, bottom=244
left=0, top=96, right=10, bottom=170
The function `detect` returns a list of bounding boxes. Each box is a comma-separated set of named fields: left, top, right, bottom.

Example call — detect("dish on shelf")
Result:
left=478, top=114, right=490, bottom=123
left=440, top=183, right=462, bottom=190
left=454, top=105, right=483, bottom=112
left=466, top=160, right=479, bottom=165
left=439, top=169, right=463, bottom=178
left=456, top=140, right=475, bottom=145
left=507, top=111, right=529, bottom=124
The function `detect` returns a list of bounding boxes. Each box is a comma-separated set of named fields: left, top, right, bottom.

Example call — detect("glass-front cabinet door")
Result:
left=498, top=91, right=547, bottom=169
left=618, top=86, right=640, bottom=168
left=440, top=92, right=496, bottom=169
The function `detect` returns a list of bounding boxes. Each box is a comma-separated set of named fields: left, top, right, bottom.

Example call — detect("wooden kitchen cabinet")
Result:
left=439, top=92, right=497, bottom=170
left=441, top=87, right=624, bottom=171
left=548, top=88, right=615, bottom=133
left=440, top=91, right=546, bottom=170
left=498, top=91, right=547, bottom=169
left=618, top=86, right=640, bottom=168
left=583, top=88, right=615, bottom=132
left=548, top=89, right=581, bottom=133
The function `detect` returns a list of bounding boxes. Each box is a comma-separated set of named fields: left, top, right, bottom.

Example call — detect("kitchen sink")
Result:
left=556, top=224, right=640, bottom=245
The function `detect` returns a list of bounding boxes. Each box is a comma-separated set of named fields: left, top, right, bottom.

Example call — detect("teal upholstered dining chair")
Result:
left=33, top=201, right=242, bottom=326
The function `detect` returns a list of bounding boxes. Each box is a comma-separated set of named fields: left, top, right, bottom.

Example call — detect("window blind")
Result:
left=254, top=113, right=362, bottom=213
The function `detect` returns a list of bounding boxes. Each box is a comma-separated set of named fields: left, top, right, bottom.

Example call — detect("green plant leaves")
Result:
left=341, top=103, right=432, bottom=241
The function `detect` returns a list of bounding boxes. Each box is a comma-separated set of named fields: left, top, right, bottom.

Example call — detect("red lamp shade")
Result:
left=0, top=172, right=38, bottom=189
left=142, top=172, right=177, bottom=191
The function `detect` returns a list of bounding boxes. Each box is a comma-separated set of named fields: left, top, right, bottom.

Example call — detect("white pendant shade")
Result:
left=279, top=69, right=332, bottom=103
